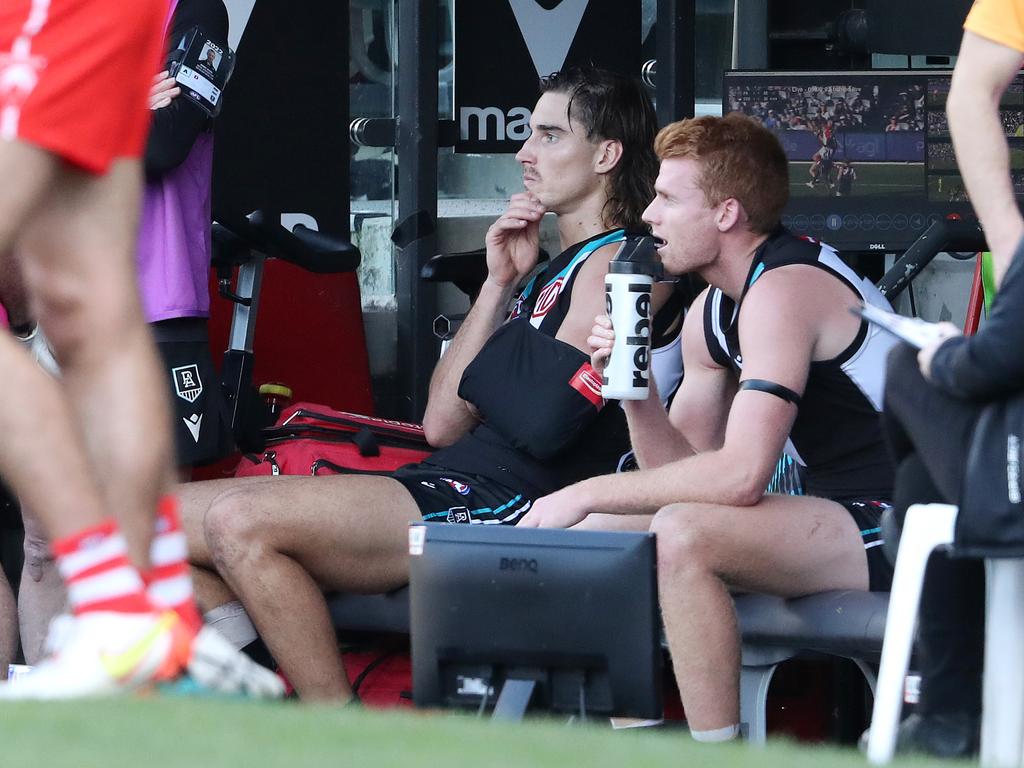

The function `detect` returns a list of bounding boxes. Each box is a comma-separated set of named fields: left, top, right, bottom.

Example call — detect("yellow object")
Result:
left=99, top=613, right=179, bottom=682
left=258, top=383, right=293, bottom=399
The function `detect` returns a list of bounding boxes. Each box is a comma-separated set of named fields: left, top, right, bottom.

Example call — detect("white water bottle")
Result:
left=601, top=236, right=663, bottom=400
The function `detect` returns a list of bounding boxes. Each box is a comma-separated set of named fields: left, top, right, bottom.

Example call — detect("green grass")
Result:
left=0, top=697, right=950, bottom=768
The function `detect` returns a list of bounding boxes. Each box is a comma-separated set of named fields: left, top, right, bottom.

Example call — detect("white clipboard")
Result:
left=852, top=303, right=949, bottom=349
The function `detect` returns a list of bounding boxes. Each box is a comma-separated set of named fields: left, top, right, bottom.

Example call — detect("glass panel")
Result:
left=349, top=1, right=396, bottom=211
left=349, top=0, right=397, bottom=310
left=695, top=0, right=734, bottom=105
left=642, top=0, right=734, bottom=110
left=438, top=0, right=519, bottom=204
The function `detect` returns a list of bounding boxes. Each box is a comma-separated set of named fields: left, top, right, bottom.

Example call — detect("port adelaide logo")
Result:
left=453, top=1, right=640, bottom=153
left=172, top=364, right=203, bottom=403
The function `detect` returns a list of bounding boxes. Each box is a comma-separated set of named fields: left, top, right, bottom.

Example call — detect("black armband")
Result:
left=738, top=378, right=801, bottom=406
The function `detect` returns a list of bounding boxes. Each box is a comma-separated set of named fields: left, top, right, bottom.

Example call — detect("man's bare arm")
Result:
left=519, top=273, right=811, bottom=527
left=422, top=193, right=545, bottom=446
left=422, top=279, right=514, bottom=446
left=948, top=30, right=1024, bottom=283
left=625, top=289, right=735, bottom=469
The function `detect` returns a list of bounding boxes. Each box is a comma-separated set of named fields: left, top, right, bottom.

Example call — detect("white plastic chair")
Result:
left=867, top=503, right=1024, bottom=767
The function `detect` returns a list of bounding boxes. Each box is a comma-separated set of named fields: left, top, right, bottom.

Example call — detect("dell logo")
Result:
left=500, top=557, right=539, bottom=574
left=868, top=243, right=886, bottom=250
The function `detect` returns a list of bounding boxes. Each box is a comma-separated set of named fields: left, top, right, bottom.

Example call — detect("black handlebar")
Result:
left=876, top=219, right=986, bottom=300
left=212, top=209, right=361, bottom=274
left=210, top=222, right=252, bottom=268
left=420, top=247, right=551, bottom=301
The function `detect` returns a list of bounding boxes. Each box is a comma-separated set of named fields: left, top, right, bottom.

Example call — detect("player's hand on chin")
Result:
left=518, top=486, right=591, bottom=529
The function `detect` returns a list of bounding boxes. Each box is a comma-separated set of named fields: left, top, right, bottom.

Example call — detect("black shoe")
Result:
left=860, top=712, right=980, bottom=759
left=895, top=712, right=980, bottom=759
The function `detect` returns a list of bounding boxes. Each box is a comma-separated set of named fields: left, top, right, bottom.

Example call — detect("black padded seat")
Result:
left=735, top=590, right=889, bottom=659
left=328, top=588, right=890, bottom=657
left=327, top=588, right=410, bottom=634
left=734, top=590, right=890, bottom=743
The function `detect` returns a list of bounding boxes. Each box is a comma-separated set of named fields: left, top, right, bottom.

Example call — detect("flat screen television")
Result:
left=409, top=524, right=661, bottom=720
left=723, top=70, right=1024, bottom=253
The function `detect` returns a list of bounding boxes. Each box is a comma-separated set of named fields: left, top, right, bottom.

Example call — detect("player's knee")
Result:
left=30, top=267, right=140, bottom=358
left=204, top=490, right=271, bottom=569
left=651, top=504, right=714, bottom=578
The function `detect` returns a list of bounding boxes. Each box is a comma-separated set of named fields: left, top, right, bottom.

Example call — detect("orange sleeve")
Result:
left=964, top=0, right=1024, bottom=53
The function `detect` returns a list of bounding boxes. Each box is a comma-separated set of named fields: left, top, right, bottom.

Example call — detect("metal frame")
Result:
left=656, top=0, right=697, bottom=124
left=732, top=0, right=769, bottom=69
left=394, top=0, right=439, bottom=420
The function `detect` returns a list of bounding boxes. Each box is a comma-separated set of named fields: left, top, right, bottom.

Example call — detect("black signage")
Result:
left=213, top=1, right=349, bottom=232
left=865, top=0, right=972, bottom=57
left=454, top=0, right=641, bottom=154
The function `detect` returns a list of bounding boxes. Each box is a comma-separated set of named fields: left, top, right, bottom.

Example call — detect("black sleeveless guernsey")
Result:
left=703, top=228, right=896, bottom=501
left=428, top=230, right=636, bottom=499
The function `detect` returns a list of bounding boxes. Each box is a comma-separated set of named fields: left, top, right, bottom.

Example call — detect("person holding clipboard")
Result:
left=878, top=0, right=1024, bottom=755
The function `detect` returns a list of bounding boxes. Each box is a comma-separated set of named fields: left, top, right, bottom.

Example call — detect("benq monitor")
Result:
left=724, top=70, right=1024, bottom=253
left=409, top=524, right=661, bottom=720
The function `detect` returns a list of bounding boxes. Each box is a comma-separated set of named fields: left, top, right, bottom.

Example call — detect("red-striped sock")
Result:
left=143, top=496, right=202, bottom=634
left=53, top=519, right=153, bottom=616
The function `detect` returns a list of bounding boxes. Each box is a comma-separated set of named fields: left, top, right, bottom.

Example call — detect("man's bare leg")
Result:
left=191, top=565, right=236, bottom=613
left=16, top=158, right=171, bottom=567
left=0, top=138, right=194, bottom=698
left=0, top=566, right=17, bottom=674
left=0, top=333, right=108, bottom=540
left=176, top=475, right=291, bottom=569
left=650, top=494, right=870, bottom=734
left=0, top=145, right=110, bottom=539
left=18, top=508, right=66, bottom=664
left=0, top=143, right=58, bottom=251
left=0, top=144, right=136, bottom=672
left=174, top=477, right=284, bottom=652
left=0, top=253, right=31, bottom=328
left=177, top=476, right=283, bottom=637
left=200, top=474, right=421, bottom=701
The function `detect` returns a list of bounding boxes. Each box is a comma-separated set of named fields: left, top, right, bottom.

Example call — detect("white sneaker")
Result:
left=0, top=611, right=189, bottom=700
left=185, top=626, right=285, bottom=699
left=40, top=613, right=75, bottom=658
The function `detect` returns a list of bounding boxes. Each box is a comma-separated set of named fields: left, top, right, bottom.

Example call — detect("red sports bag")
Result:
left=234, top=402, right=433, bottom=477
